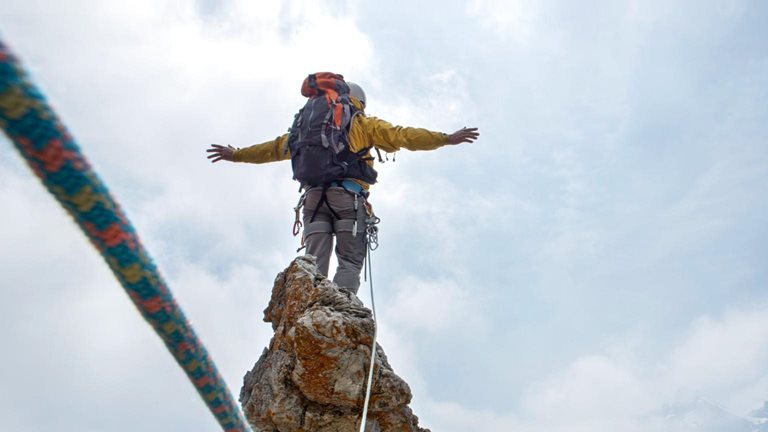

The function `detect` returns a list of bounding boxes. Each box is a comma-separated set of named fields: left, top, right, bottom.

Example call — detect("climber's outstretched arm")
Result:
left=363, top=117, right=479, bottom=152
left=207, top=135, right=291, bottom=164
left=206, top=144, right=236, bottom=163
left=446, top=127, right=480, bottom=145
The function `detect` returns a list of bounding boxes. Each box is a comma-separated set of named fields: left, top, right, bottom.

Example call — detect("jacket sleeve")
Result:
left=232, top=133, right=291, bottom=163
left=363, top=116, right=449, bottom=153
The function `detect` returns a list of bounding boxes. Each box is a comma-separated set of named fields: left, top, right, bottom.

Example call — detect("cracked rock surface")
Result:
left=240, top=256, right=430, bottom=432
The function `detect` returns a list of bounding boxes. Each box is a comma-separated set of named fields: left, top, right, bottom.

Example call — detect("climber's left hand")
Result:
left=206, top=144, right=236, bottom=163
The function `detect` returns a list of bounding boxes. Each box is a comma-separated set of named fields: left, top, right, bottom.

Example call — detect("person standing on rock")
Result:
left=207, top=72, right=479, bottom=294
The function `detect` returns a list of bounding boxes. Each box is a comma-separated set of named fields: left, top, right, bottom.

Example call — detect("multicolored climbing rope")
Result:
left=0, top=40, right=249, bottom=432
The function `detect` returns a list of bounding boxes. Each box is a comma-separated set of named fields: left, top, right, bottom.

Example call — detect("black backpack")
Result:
left=286, top=73, right=378, bottom=187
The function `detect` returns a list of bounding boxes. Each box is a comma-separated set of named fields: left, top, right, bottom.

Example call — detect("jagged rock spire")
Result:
left=240, top=256, right=430, bottom=432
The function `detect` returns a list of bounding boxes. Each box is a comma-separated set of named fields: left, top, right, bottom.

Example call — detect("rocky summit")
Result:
left=240, top=256, right=430, bottom=432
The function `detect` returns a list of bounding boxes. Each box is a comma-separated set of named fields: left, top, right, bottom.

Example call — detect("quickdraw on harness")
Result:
left=364, top=214, right=381, bottom=253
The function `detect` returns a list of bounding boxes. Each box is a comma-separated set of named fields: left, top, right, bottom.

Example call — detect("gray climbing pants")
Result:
left=302, top=187, right=367, bottom=294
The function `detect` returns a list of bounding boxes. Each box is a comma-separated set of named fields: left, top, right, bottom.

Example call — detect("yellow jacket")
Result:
left=232, top=105, right=449, bottom=188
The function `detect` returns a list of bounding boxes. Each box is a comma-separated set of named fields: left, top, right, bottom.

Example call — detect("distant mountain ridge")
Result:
left=750, top=401, right=768, bottom=420
left=661, top=398, right=768, bottom=432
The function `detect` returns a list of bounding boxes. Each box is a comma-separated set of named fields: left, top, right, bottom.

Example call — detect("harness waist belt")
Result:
left=329, top=179, right=369, bottom=197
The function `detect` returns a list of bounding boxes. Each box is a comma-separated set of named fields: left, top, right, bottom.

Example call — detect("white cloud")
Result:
left=665, top=306, right=768, bottom=401
left=466, top=0, right=536, bottom=41
left=423, top=400, right=524, bottom=432
left=384, top=275, right=487, bottom=334
left=409, top=303, right=768, bottom=432
left=521, top=354, right=653, bottom=430
left=372, top=68, right=473, bottom=133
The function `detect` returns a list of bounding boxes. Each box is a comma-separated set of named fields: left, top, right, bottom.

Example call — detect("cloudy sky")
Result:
left=1, top=1, right=767, bottom=431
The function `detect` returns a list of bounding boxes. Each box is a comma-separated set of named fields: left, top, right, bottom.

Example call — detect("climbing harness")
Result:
left=0, top=40, right=248, bottom=432
left=291, top=180, right=370, bottom=251
left=359, top=214, right=381, bottom=432
left=309, top=185, right=343, bottom=223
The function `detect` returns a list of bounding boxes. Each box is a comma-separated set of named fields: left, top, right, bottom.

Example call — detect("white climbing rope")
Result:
left=359, top=221, right=379, bottom=432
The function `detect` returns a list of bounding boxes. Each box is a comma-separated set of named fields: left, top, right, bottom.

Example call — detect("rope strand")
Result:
left=0, top=39, right=249, bottom=432
left=359, top=219, right=380, bottom=432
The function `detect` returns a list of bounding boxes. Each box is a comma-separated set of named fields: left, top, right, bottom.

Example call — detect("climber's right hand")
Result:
left=206, top=144, right=236, bottom=163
